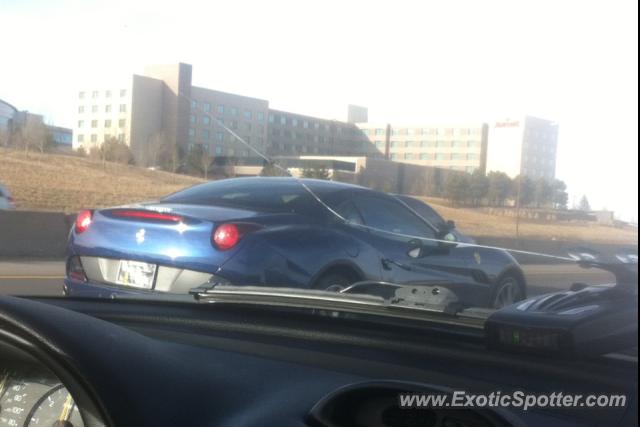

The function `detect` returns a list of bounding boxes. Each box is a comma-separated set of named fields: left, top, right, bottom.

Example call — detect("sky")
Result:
left=1, top=0, right=638, bottom=221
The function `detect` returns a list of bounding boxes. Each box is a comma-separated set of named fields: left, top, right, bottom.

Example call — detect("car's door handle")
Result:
left=381, top=258, right=412, bottom=271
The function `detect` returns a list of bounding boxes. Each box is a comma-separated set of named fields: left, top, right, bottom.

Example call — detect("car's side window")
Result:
left=353, top=196, right=435, bottom=239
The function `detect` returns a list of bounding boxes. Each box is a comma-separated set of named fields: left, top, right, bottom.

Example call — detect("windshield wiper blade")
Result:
left=188, top=283, right=489, bottom=329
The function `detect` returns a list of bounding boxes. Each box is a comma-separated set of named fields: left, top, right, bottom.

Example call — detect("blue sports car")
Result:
left=64, top=177, right=526, bottom=308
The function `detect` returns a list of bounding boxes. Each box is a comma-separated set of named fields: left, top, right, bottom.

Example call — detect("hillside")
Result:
left=417, top=196, right=638, bottom=245
left=0, top=149, right=203, bottom=213
left=1, top=149, right=637, bottom=245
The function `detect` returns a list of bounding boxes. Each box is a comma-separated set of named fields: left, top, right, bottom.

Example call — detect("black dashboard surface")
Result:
left=0, top=295, right=637, bottom=427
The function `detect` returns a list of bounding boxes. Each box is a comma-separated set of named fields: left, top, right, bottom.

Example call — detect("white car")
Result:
left=0, top=183, right=15, bottom=210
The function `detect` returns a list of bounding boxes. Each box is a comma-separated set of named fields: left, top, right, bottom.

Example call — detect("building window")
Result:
left=230, top=107, right=237, bottom=116
left=91, top=120, right=98, bottom=128
left=244, top=123, right=252, bottom=132
left=78, top=135, right=84, bottom=142
left=118, top=119, right=126, bottom=128
left=467, top=153, right=478, bottom=160
left=189, top=115, right=196, bottom=124
left=215, top=145, right=223, bottom=154
left=404, top=141, right=411, bottom=148
left=202, top=130, right=209, bottom=140
left=404, top=153, right=413, bottom=160
left=118, top=134, right=125, bottom=142
left=420, top=153, right=429, bottom=160
left=105, top=105, right=111, bottom=113
left=390, top=154, right=398, bottom=160
left=256, top=112, right=264, bottom=122
left=79, top=91, right=85, bottom=99
left=292, top=118, right=298, bottom=127
left=105, top=120, right=112, bottom=127
left=77, top=120, right=84, bottom=128
left=390, top=141, right=397, bottom=148
left=453, top=141, right=466, bottom=148
left=243, top=110, right=252, bottom=120
left=78, top=106, right=84, bottom=113
left=280, top=116, right=286, bottom=125
left=451, top=153, right=463, bottom=160
left=90, top=134, right=97, bottom=143
left=217, top=105, right=225, bottom=114
left=105, top=90, right=111, bottom=98
left=188, top=128, right=195, bottom=140
left=120, top=89, right=127, bottom=97
left=190, top=100, right=197, bottom=109
left=203, top=103, right=211, bottom=112
left=92, top=105, right=98, bottom=113
left=375, top=128, right=385, bottom=136
left=436, top=140, right=449, bottom=148
left=216, top=132, right=224, bottom=141
left=202, top=116, right=211, bottom=126
left=92, top=91, right=99, bottom=98
left=119, top=104, right=126, bottom=113
left=435, top=153, right=448, bottom=161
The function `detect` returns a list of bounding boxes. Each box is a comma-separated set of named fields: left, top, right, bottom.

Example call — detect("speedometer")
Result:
left=27, top=385, right=84, bottom=427
left=0, top=372, right=49, bottom=427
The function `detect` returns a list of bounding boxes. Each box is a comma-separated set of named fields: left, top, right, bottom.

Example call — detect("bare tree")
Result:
left=36, top=127, right=55, bottom=154
left=145, top=130, right=166, bottom=168
left=15, top=118, right=48, bottom=155
left=0, top=127, right=10, bottom=148
left=157, top=133, right=182, bottom=173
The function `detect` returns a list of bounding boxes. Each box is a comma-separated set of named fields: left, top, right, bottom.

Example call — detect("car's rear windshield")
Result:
left=161, top=179, right=317, bottom=213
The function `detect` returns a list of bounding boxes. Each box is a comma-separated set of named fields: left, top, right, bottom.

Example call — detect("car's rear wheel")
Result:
left=492, top=275, right=524, bottom=308
left=314, top=273, right=352, bottom=292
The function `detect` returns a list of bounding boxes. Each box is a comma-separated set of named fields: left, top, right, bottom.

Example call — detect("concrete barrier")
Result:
left=0, top=211, right=74, bottom=258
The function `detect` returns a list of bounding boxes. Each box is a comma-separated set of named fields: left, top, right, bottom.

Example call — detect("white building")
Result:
left=486, top=116, right=559, bottom=179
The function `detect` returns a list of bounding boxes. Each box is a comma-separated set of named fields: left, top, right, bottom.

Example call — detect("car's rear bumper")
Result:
left=64, top=255, right=233, bottom=297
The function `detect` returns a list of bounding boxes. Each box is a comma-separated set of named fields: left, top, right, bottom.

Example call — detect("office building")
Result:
left=72, top=63, right=557, bottom=179
left=486, top=116, right=559, bottom=179
left=1, top=98, right=72, bottom=150
left=356, top=123, right=489, bottom=174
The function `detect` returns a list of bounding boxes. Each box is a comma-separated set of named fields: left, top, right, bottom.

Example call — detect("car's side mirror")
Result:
left=407, top=239, right=424, bottom=258
left=437, top=220, right=456, bottom=240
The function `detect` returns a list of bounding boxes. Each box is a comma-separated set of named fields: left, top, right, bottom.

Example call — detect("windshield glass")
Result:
left=0, top=0, right=637, bottom=328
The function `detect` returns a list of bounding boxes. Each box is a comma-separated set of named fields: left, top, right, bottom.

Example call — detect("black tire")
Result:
left=491, top=275, right=525, bottom=309
left=314, top=273, right=352, bottom=292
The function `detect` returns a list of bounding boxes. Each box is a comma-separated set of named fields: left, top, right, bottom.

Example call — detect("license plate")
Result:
left=116, top=260, right=157, bottom=289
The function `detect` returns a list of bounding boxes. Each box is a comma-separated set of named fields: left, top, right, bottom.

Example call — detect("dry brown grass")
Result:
left=1, top=149, right=637, bottom=244
left=0, top=148, right=203, bottom=213
left=416, top=196, right=638, bottom=245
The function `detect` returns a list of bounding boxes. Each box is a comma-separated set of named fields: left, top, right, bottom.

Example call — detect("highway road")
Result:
left=0, top=259, right=616, bottom=298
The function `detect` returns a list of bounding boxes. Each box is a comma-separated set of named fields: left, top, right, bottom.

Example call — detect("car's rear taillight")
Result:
left=213, top=223, right=240, bottom=250
left=75, top=210, right=93, bottom=233
left=212, top=223, right=262, bottom=251
left=67, top=256, right=87, bottom=282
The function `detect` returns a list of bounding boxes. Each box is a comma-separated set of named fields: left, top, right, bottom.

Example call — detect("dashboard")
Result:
left=0, top=295, right=637, bottom=427
left=0, top=342, right=84, bottom=427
